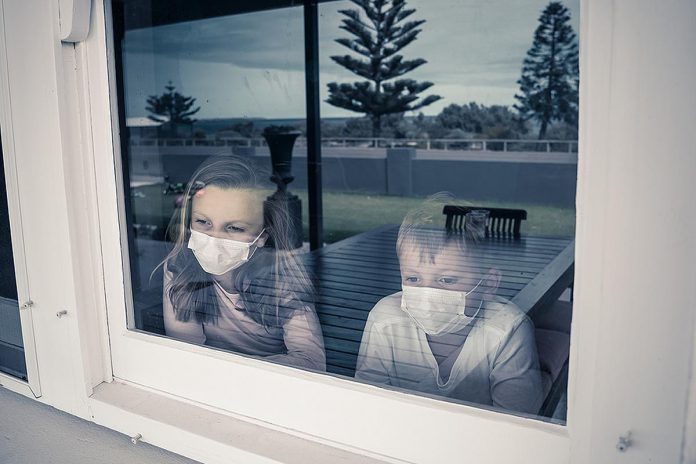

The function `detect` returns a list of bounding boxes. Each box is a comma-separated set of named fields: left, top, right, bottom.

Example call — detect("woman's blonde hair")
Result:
left=162, top=155, right=313, bottom=329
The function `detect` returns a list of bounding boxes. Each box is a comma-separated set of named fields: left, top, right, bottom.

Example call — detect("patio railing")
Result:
left=129, top=137, right=578, bottom=154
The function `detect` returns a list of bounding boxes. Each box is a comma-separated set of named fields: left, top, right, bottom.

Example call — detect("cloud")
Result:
left=124, top=0, right=580, bottom=118
left=124, top=8, right=306, bottom=71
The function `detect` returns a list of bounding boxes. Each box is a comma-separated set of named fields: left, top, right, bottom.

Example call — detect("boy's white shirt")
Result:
left=355, top=292, right=544, bottom=414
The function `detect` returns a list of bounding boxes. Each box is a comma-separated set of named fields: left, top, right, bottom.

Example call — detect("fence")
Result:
left=129, top=137, right=578, bottom=154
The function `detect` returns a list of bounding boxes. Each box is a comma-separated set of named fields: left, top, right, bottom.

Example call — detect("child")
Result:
left=161, top=155, right=325, bottom=371
left=355, top=206, right=542, bottom=414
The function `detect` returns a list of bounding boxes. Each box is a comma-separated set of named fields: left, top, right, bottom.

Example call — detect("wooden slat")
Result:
left=330, top=234, right=568, bottom=256
left=134, top=227, right=574, bottom=377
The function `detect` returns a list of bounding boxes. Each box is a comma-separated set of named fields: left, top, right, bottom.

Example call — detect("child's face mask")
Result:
left=188, top=228, right=265, bottom=275
left=401, top=279, right=483, bottom=335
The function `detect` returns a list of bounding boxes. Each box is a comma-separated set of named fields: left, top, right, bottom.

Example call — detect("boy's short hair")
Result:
left=397, top=225, right=473, bottom=262
left=396, top=194, right=479, bottom=264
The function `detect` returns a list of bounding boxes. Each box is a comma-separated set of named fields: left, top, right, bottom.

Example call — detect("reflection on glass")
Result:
left=319, top=0, right=578, bottom=243
left=0, top=136, right=26, bottom=380
left=312, top=0, right=576, bottom=422
left=115, top=2, right=309, bottom=338
left=112, top=0, right=577, bottom=425
left=161, top=156, right=325, bottom=370
left=356, top=203, right=544, bottom=414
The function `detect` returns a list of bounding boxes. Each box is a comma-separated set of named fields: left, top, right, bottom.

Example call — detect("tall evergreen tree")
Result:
left=514, top=2, right=578, bottom=139
left=326, top=0, right=441, bottom=138
left=146, top=81, right=201, bottom=137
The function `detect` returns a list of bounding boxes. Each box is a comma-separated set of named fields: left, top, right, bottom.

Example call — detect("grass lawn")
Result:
left=131, top=184, right=576, bottom=244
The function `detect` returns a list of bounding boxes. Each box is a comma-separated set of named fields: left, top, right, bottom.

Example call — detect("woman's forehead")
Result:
left=191, top=186, right=263, bottom=221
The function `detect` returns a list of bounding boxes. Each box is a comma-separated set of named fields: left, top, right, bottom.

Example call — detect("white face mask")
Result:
left=401, top=279, right=483, bottom=335
left=187, top=228, right=264, bottom=275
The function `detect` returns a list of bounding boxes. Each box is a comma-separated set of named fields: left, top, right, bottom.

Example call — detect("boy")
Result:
left=355, top=214, right=543, bottom=414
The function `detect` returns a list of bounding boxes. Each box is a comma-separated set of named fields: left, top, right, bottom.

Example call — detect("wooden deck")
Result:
left=302, top=225, right=575, bottom=378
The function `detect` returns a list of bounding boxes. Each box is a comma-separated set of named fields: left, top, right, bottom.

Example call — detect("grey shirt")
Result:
left=163, top=270, right=326, bottom=372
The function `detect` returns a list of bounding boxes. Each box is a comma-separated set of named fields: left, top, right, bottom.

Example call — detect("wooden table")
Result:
left=302, top=225, right=575, bottom=377
left=134, top=227, right=575, bottom=381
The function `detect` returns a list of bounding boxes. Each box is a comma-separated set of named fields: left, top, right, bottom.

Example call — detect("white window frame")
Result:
left=90, top=1, right=572, bottom=461
left=0, top=1, right=42, bottom=399
left=56, top=0, right=696, bottom=462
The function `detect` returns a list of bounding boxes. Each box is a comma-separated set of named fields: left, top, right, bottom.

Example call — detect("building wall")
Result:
left=132, top=147, right=577, bottom=207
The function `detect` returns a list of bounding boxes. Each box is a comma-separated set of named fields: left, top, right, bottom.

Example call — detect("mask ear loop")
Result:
left=457, top=278, right=484, bottom=316
left=250, top=228, right=266, bottom=244
left=244, top=228, right=267, bottom=261
left=464, top=278, right=484, bottom=296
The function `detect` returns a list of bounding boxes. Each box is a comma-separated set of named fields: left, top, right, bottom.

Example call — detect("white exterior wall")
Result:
left=0, top=0, right=107, bottom=413
left=572, top=1, right=696, bottom=462
left=0, top=0, right=694, bottom=463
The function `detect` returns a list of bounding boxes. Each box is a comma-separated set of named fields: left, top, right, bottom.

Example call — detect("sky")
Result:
left=123, top=0, right=580, bottom=120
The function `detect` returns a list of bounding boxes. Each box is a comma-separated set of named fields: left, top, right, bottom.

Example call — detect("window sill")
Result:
left=0, top=372, right=35, bottom=398
left=88, top=380, right=392, bottom=464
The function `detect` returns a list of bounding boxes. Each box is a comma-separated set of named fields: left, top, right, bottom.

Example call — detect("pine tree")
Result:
left=146, top=81, right=201, bottom=137
left=326, top=0, right=441, bottom=138
left=514, top=2, right=578, bottom=140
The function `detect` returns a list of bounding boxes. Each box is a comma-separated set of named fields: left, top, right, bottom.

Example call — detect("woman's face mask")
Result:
left=187, top=186, right=266, bottom=275
left=401, top=279, right=483, bottom=335
left=188, top=228, right=265, bottom=275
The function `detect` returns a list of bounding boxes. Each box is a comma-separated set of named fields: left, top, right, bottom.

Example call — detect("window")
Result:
left=105, top=0, right=578, bottom=453
left=316, top=0, right=577, bottom=422
left=0, top=134, right=25, bottom=381
left=0, top=12, right=43, bottom=398
left=3, top=0, right=694, bottom=461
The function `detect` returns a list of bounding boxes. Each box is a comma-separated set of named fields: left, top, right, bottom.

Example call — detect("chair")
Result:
left=533, top=299, right=572, bottom=419
left=443, top=205, right=527, bottom=238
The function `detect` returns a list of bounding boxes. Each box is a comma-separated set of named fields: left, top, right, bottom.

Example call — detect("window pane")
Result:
left=0, top=134, right=26, bottom=380
left=111, top=0, right=577, bottom=425
left=317, top=0, right=577, bottom=423
left=113, top=0, right=324, bottom=369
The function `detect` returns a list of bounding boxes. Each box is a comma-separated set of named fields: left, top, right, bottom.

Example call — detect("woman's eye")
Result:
left=225, top=225, right=246, bottom=234
left=193, top=219, right=210, bottom=227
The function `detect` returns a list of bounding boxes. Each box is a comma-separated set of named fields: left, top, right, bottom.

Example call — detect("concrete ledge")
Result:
left=88, top=381, right=392, bottom=464
left=0, top=386, right=197, bottom=464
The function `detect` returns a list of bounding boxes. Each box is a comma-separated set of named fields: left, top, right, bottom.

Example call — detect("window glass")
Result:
left=316, top=0, right=577, bottom=423
left=115, top=1, right=312, bottom=348
left=0, top=134, right=26, bottom=380
left=112, top=0, right=577, bottom=424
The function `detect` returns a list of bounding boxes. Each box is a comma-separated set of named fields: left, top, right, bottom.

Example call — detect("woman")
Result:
left=161, top=155, right=325, bottom=371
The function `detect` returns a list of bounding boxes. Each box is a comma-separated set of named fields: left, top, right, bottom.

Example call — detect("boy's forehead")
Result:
left=398, top=244, right=494, bottom=280
left=399, top=241, right=471, bottom=266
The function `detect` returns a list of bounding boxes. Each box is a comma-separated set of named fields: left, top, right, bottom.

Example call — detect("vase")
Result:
left=262, top=130, right=303, bottom=249
left=263, top=130, right=301, bottom=193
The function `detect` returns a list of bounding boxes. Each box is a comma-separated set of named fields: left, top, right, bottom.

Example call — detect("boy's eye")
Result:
left=404, top=276, right=419, bottom=283
left=439, top=276, right=458, bottom=285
